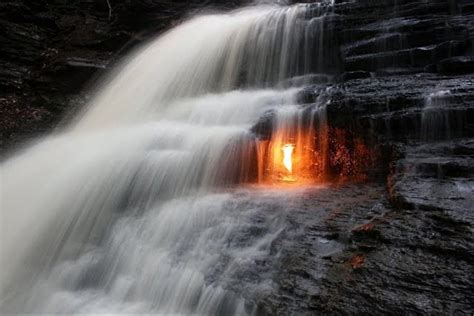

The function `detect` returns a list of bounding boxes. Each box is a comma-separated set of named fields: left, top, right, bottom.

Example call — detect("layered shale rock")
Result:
left=0, top=0, right=245, bottom=151
left=256, top=1, right=473, bottom=313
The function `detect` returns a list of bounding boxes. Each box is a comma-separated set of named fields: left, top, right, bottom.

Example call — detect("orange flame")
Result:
left=282, top=144, right=295, bottom=173
left=256, top=128, right=318, bottom=184
left=254, top=125, right=376, bottom=185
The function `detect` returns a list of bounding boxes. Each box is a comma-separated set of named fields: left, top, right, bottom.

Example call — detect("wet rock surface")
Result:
left=334, top=0, right=474, bottom=74
left=254, top=184, right=387, bottom=315
left=314, top=205, right=473, bottom=314
left=251, top=183, right=473, bottom=315
left=0, top=0, right=245, bottom=152
left=254, top=0, right=473, bottom=313
left=390, top=139, right=474, bottom=224
left=324, top=74, right=474, bottom=142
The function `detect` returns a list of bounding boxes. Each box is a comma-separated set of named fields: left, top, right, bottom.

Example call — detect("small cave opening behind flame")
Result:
left=250, top=104, right=379, bottom=186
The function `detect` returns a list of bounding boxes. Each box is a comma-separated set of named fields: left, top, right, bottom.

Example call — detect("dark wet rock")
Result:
left=251, top=110, right=275, bottom=140
left=282, top=2, right=474, bottom=310
left=251, top=182, right=473, bottom=315
left=334, top=0, right=474, bottom=74
left=254, top=184, right=389, bottom=315
left=282, top=74, right=333, bottom=87
left=314, top=207, right=474, bottom=314
left=296, top=86, right=328, bottom=105
left=39, top=57, right=109, bottom=94
left=351, top=222, right=382, bottom=242
left=0, top=0, right=246, bottom=152
left=460, top=3, right=474, bottom=14
left=343, top=40, right=471, bottom=72
left=339, top=70, right=371, bottom=81
left=389, top=139, right=474, bottom=225
left=423, top=63, right=438, bottom=73
left=437, top=55, right=474, bottom=75
left=311, top=74, right=474, bottom=143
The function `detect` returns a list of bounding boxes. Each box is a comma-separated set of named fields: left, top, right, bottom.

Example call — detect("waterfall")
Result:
left=420, top=90, right=464, bottom=141
left=71, top=4, right=328, bottom=131
left=1, top=2, right=334, bottom=314
left=255, top=90, right=331, bottom=183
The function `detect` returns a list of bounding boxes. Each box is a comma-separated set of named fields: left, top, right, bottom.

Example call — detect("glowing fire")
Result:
left=256, top=130, right=317, bottom=184
left=282, top=144, right=295, bottom=173
left=254, top=119, right=375, bottom=185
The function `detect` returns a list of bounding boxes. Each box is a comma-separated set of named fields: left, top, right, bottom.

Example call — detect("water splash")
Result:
left=255, top=89, right=331, bottom=184
left=1, top=3, right=336, bottom=314
left=421, top=90, right=452, bottom=141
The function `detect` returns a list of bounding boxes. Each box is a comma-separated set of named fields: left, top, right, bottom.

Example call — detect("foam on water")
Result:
left=1, top=3, right=333, bottom=314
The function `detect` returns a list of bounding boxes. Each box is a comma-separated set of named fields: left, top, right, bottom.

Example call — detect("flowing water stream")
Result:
left=1, top=2, right=335, bottom=314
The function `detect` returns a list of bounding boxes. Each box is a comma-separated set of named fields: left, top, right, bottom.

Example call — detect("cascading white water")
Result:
left=1, top=2, right=333, bottom=314
left=421, top=90, right=453, bottom=141
left=72, top=4, right=320, bottom=131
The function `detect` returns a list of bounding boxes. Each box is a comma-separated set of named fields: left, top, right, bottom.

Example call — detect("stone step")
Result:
left=343, top=40, right=471, bottom=72
left=358, top=107, right=474, bottom=142
left=335, top=0, right=450, bottom=22
left=319, top=74, right=474, bottom=142
left=437, top=56, right=474, bottom=74
left=389, top=139, right=474, bottom=224
left=402, top=156, right=474, bottom=178
left=342, top=26, right=469, bottom=58
left=459, top=2, right=474, bottom=14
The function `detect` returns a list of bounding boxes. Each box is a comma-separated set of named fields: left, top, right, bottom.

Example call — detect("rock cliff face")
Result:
left=1, top=0, right=473, bottom=314
left=314, top=1, right=473, bottom=313
left=0, top=0, right=244, bottom=151
left=301, top=1, right=473, bottom=313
